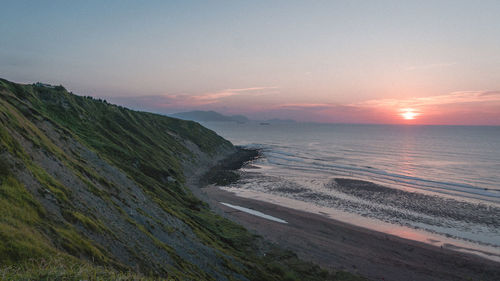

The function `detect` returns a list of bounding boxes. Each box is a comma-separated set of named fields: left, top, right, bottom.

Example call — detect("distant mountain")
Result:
left=171, top=110, right=249, bottom=123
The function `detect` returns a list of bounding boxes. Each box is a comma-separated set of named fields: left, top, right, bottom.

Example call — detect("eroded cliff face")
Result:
left=0, top=79, right=361, bottom=281
left=0, top=79, right=245, bottom=280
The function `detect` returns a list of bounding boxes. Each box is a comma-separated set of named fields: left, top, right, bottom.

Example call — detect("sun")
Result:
left=400, top=108, right=419, bottom=120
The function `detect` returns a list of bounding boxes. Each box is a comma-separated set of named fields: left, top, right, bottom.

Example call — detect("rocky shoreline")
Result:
left=201, top=147, right=260, bottom=186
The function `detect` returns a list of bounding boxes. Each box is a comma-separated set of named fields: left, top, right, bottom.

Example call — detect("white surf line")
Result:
left=220, top=202, right=288, bottom=224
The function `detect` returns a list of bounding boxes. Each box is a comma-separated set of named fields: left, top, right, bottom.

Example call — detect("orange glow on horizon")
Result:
left=400, top=108, right=419, bottom=120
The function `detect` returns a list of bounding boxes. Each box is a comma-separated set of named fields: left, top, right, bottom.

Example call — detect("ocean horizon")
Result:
left=203, top=121, right=500, bottom=261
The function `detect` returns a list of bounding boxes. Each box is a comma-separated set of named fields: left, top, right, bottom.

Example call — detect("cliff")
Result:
left=0, top=79, right=362, bottom=281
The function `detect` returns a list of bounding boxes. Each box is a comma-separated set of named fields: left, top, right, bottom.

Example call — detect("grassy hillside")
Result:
left=0, top=79, right=364, bottom=281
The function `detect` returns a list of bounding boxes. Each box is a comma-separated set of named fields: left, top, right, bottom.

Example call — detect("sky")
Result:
left=1, top=0, right=499, bottom=125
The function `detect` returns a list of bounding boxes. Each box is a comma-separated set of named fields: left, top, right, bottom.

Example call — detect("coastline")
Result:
left=195, top=148, right=500, bottom=281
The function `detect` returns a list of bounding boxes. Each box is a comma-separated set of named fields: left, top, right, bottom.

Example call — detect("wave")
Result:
left=264, top=146, right=500, bottom=201
left=233, top=169, right=500, bottom=247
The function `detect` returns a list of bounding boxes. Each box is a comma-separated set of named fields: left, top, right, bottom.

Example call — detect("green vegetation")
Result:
left=0, top=78, right=365, bottom=280
left=0, top=256, right=164, bottom=281
left=0, top=175, right=56, bottom=265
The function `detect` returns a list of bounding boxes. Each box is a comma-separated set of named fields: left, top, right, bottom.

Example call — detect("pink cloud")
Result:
left=192, top=86, right=279, bottom=103
left=106, top=88, right=500, bottom=125
left=356, top=91, right=500, bottom=108
left=348, top=90, right=500, bottom=124
left=107, top=86, right=278, bottom=110
left=275, top=103, right=334, bottom=110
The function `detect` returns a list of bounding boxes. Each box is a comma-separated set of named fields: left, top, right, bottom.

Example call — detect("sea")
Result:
left=201, top=122, right=500, bottom=261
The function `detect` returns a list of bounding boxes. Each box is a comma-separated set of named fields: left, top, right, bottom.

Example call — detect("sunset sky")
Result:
left=1, top=1, right=499, bottom=125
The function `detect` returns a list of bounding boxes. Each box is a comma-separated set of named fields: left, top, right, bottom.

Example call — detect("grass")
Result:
left=62, top=211, right=110, bottom=235
left=0, top=173, right=57, bottom=265
left=0, top=78, right=365, bottom=281
left=0, top=255, right=169, bottom=281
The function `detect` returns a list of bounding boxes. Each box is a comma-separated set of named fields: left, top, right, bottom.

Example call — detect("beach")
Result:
left=202, top=185, right=500, bottom=281
left=195, top=148, right=500, bottom=281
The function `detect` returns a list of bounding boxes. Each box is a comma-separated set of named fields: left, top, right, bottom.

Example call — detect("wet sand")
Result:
left=202, top=185, right=500, bottom=281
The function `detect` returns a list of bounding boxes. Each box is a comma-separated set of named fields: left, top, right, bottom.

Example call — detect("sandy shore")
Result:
left=201, top=185, right=500, bottom=281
